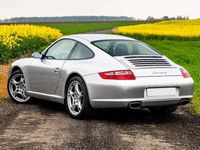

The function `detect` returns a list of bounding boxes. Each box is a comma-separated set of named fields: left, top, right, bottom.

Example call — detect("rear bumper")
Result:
left=83, top=74, right=194, bottom=108
left=90, top=96, right=192, bottom=108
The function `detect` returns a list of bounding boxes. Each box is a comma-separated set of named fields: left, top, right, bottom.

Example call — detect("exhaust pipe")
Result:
left=128, top=101, right=142, bottom=109
left=179, top=99, right=190, bottom=105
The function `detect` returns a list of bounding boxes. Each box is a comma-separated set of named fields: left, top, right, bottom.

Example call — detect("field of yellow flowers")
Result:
left=0, top=24, right=63, bottom=63
left=114, top=19, right=200, bottom=40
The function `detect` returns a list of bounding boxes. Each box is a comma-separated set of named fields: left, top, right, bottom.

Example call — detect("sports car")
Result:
left=7, top=34, right=194, bottom=118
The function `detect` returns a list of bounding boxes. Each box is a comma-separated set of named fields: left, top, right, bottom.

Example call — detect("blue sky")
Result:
left=1, top=0, right=200, bottom=19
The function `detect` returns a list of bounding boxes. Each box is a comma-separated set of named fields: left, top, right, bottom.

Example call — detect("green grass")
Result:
left=140, top=39, right=200, bottom=114
left=0, top=100, right=7, bottom=106
left=41, top=22, right=144, bottom=35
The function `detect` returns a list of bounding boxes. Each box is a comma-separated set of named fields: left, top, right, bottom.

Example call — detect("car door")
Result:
left=27, top=39, right=76, bottom=94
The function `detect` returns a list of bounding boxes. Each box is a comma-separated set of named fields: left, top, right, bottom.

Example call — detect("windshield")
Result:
left=92, top=40, right=161, bottom=56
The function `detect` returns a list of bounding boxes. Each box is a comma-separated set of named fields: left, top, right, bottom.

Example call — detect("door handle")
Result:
left=53, top=68, right=60, bottom=73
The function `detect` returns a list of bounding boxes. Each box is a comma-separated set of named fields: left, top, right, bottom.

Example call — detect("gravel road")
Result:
left=0, top=98, right=199, bottom=150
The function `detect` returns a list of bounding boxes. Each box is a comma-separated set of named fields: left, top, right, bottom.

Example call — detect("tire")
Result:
left=7, top=70, right=31, bottom=103
left=65, top=76, right=92, bottom=119
left=149, top=105, right=178, bottom=115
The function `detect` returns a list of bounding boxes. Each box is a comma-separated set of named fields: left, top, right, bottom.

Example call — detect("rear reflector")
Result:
left=99, top=70, right=136, bottom=80
left=180, top=68, right=190, bottom=78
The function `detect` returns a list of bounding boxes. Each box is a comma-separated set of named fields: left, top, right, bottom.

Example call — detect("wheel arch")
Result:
left=64, top=72, right=91, bottom=105
left=9, top=66, right=23, bottom=76
left=7, top=65, right=31, bottom=103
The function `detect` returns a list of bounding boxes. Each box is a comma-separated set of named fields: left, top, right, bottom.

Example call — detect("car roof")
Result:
left=65, top=34, right=135, bottom=42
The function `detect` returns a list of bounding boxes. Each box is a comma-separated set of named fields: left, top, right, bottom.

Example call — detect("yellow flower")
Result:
left=0, top=24, right=63, bottom=50
left=113, top=19, right=200, bottom=40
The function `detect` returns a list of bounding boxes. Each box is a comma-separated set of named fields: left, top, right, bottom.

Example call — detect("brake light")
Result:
left=99, top=70, right=136, bottom=80
left=180, top=68, right=190, bottom=78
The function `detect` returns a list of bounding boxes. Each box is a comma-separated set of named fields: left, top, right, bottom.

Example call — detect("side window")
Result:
left=70, top=43, right=94, bottom=59
left=45, top=39, right=76, bottom=60
left=93, top=41, right=110, bottom=52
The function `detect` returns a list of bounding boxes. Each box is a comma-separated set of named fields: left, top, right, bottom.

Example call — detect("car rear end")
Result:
left=115, top=55, right=193, bottom=108
left=84, top=38, right=194, bottom=109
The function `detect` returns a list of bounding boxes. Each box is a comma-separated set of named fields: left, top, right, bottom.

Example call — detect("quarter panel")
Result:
left=55, top=52, right=129, bottom=99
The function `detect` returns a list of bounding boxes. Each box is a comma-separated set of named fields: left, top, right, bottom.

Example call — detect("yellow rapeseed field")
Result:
left=113, top=20, right=200, bottom=40
left=0, top=24, right=62, bottom=50
left=0, top=24, right=63, bottom=63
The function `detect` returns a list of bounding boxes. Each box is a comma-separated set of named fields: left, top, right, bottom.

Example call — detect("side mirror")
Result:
left=32, top=52, right=43, bottom=59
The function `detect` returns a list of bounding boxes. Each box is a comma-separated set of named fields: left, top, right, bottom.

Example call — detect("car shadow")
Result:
left=3, top=97, right=188, bottom=125
left=18, top=98, right=189, bottom=124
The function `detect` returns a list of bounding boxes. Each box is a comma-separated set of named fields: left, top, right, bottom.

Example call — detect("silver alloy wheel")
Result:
left=67, top=81, right=83, bottom=116
left=9, top=73, right=30, bottom=102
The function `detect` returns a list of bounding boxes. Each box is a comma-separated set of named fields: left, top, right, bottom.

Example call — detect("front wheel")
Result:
left=7, top=70, right=31, bottom=103
left=149, top=105, right=178, bottom=115
left=65, top=76, right=92, bottom=119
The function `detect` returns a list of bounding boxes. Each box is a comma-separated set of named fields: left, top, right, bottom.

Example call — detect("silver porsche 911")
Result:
left=7, top=34, right=194, bottom=118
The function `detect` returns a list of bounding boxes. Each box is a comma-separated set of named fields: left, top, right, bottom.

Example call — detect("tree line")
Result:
left=0, top=16, right=190, bottom=23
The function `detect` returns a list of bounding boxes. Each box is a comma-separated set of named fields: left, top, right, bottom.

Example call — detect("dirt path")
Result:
left=0, top=98, right=200, bottom=150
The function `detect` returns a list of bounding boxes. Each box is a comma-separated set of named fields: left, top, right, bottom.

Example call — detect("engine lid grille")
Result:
left=125, top=56, right=171, bottom=67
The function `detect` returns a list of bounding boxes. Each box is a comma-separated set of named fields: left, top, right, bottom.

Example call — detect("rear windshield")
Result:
left=92, top=40, right=161, bottom=56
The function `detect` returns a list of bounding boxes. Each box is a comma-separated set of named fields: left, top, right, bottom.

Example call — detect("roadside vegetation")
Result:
left=0, top=24, right=63, bottom=64
left=113, top=20, right=200, bottom=114
left=0, top=63, right=9, bottom=98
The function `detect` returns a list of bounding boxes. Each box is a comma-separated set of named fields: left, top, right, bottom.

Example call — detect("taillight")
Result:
left=99, top=70, right=136, bottom=80
left=180, top=68, right=190, bottom=78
